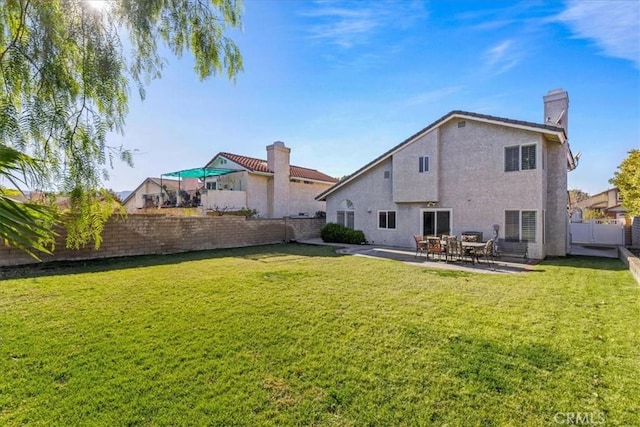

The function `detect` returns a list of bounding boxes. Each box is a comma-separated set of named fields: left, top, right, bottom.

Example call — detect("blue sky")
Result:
left=106, top=0, right=640, bottom=195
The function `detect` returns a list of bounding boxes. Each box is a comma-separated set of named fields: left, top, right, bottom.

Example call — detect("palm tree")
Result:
left=0, top=144, right=57, bottom=259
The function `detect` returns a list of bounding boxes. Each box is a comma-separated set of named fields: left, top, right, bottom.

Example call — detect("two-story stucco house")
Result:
left=201, top=141, right=337, bottom=218
left=572, top=188, right=626, bottom=221
left=125, top=142, right=337, bottom=218
left=316, top=89, right=577, bottom=259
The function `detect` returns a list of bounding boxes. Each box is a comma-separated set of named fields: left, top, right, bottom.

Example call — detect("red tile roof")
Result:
left=211, top=152, right=338, bottom=183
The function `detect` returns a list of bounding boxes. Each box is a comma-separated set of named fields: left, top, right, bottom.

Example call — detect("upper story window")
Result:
left=384, top=170, right=390, bottom=179
left=505, top=144, right=537, bottom=172
left=418, top=156, right=430, bottom=173
left=206, top=182, right=217, bottom=190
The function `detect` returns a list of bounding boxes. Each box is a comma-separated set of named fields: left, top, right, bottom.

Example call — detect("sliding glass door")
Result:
left=422, top=209, right=451, bottom=237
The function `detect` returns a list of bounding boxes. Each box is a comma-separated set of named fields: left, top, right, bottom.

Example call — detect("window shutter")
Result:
left=505, top=147, right=520, bottom=172
left=521, top=145, right=537, bottom=170
left=521, top=211, right=536, bottom=242
left=505, top=210, right=520, bottom=241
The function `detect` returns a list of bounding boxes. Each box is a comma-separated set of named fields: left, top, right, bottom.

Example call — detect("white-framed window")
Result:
left=418, top=156, right=429, bottom=173
left=505, top=144, right=536, bottom=172
left=337, top=199, right=355, bottom=229
left=206, top=181, right=217, bottom=190
left=505, top=210, right=536, bottom=242
left=378, top=211, right=396, bottom=229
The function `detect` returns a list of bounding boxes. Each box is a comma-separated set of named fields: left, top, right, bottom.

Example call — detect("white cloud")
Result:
left=404, top=86, right=464, bottom=107
left=305, top=8, right=379, bottom=48
left=555, top=0, right=640, bottom=67
left=302, top=1, right=428, bottom=49
left=484, top=40, right=521, bottom=74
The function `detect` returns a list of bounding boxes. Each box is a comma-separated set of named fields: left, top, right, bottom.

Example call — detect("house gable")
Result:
left=316, top=110, right=566, bottom=201
left=392, top=128, right=439, bottom=203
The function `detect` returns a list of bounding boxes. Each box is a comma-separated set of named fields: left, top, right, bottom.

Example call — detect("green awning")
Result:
left=161, top=167, right=238, bottom=179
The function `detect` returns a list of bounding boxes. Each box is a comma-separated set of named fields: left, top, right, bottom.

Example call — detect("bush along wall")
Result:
left=320, top=223, right=366, bottom=245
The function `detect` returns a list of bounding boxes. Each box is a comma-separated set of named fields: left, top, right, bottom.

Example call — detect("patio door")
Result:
left=422, top=209, right=451, bottom=237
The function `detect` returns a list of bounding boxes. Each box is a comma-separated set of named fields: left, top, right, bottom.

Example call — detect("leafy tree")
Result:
left=583, top=208, right=607, bottom=220
left=610, top=149, right=640, bottom=217
left=0, top=0, right=243, bottom=254
left=568, top=188, right=590, bottom=209
left=0, top=144, right=57, bottom=258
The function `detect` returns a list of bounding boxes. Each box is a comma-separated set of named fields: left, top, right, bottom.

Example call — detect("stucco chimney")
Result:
left=544, top=88, right=569, bottom=136
left=266, top=141, right=291, bottom=218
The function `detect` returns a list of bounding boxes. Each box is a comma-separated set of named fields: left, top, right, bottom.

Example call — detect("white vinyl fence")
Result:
left=570, top=219, right=625, bottom=245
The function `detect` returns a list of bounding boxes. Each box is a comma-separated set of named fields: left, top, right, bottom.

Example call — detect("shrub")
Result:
left=320, top=223, right=366, bottom=244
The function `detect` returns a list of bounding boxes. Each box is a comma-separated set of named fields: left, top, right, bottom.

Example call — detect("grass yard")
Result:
left=1, top=244, right=639, bottom=426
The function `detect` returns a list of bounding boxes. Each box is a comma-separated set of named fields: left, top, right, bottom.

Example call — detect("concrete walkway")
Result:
left=299, top=238, right=538, bottom=274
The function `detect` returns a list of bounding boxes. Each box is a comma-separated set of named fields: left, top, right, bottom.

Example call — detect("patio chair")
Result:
left=445, top=236, right=459, bottom=262
left=413, top=235, right=428, bottom=258
left=456, top=240, right=469, bottom=263
left=426, top=237, right=446, bottom=261
left=475, top=239, right=496, bottom=266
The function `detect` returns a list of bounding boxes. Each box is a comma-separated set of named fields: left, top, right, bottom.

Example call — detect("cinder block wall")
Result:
left=0, top=215, right=325, bottom=267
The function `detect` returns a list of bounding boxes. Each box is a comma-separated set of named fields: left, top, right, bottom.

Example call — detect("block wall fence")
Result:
left=0, top=215, right=325, bottom=267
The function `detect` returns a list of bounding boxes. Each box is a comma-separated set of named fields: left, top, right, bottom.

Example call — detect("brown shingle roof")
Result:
left=209, top=152, right=338, bottom=183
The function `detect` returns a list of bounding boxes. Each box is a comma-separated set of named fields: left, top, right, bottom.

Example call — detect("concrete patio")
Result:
left=299, top=238, right=539, bottom=274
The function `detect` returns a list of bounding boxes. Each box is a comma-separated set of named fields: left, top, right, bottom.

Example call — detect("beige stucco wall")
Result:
left=246, top=174, right=270, bottom=217
left=289, top=181, right=331, bottom=217
left=124, top=180, right=160, bottom=212
left=326, top=119, right=566, bottom=258
left=268, top=142, right=291, bottom=218
left=393, top=129, right=439, bottom=202
left=439, top=121, right=545, bottom=258
left=326, top=159, right=409, bottom=247
left=201, top=190, right=248, bottom=211
left=545, top=140, right=569, bottom=256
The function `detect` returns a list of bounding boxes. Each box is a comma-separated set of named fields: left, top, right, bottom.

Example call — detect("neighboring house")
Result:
left=316, top=89, right=577, bottom=259
left=572, top=188, right=626, bottom=221
left=123, top=177, right=199, bottom=212
left=202, top=142, right=338, bottom=217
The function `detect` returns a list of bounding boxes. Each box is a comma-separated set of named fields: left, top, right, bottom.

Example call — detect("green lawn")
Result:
left=1, top=244, right=639, bottom=426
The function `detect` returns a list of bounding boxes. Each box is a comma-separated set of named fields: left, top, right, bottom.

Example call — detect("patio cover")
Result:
left=161, top=167, right=238, bottom=179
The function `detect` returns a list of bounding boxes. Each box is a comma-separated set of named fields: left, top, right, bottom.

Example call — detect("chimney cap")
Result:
left=272, top=141, right=286, bottom=147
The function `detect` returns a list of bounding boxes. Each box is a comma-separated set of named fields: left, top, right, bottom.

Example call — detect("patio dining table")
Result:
left=461, top=241, right=487, bottom=264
